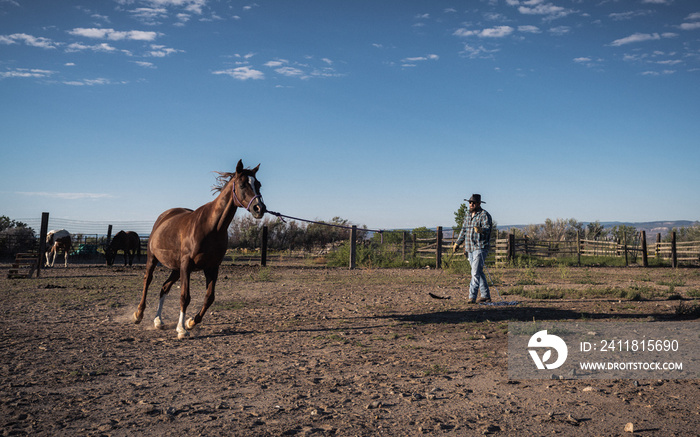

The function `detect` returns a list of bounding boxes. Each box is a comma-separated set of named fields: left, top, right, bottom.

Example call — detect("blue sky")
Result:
left=1, top=0, right=699, bottom=231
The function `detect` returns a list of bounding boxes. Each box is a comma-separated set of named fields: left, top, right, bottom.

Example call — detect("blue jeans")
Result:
left=468, top=249, right=490, bottom=300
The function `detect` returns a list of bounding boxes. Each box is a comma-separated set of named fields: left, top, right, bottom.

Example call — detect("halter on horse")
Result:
left=133, top=160, right=266, bottom=339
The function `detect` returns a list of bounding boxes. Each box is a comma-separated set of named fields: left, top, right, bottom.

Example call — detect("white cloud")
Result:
left=65, top=42, right=119, bottom=53
left=147, top=44, right=182, bottom=57
left=63, top=78, right=115, bottom=86
left=133, top=61, right=156, bottom=68
left=69, top=28, right=159, bottom=41
left=401, top=54, right=439, bottom=63
left=549, top=26, right=571, bottom=36
left=513, top=1, right=573, bottom=20
left=518, top=25, right=541, bottom=34
left=454, top=26, right=513, bottom=38
left=212, top=66, right=264, bottom=80
left=680, top=22, right=700, bottom=31
left=275, top=66, right=306, bottom=78
left=264, top=60, right=287, bottom=68
left=686, top=13, right=700, bottom=21
left=0, top=68, right=56, bottom=79
left=610, top=32, right=661, bottom=46
left=460, top=44, right=500, bottom=59
left=0, top=33, right=58, bottom=49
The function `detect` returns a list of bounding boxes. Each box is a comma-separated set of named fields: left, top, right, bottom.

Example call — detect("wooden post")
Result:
left=436, top=226, right=443, bottom=269
left=402, top=231, right=407, bottom=262
left=261, top=225, right=268, bottom=267
left=508, top=233, right=515, bottom=264
left=641, top=230, right=648, bottom=267
left=349, top=225, right=357, bottom=270
left=412, top=233, right=417, bottom=259
left=576, top=231, right=581, bottom=266
left=105, top=225, right=113, bottom=265
left=623, top=233, right=629, bottom=266
left=655, top=233, right=661, bottom=259
left=671, top=231, right=677, bottom=268
left=36, top=212, right=49, bottom=278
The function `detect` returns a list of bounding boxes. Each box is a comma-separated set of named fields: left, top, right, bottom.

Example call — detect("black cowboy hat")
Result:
left=464, top=194, right=485, bottom=204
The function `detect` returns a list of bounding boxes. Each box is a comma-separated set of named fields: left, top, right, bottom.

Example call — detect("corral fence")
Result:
left=256, top=227, right=699, bottom=269
left=4, top=213, right=699, bottom=277
left=494, top=231, right=699, bottom=268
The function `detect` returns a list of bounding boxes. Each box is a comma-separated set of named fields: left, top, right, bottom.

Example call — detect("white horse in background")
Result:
left=46, top=229, right=72, bottom=267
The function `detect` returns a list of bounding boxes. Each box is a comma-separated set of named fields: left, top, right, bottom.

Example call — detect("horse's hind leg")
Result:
left=134, top=252, right=158, bottom=324
left=153, top=269, right=180, bottom=330
left=186, top=267, right=218, bottom=331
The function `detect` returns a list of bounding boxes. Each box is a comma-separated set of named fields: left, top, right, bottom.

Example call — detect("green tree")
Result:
left=586, top=221, right=606, bottom=240
left=664, top=222, right=700, bottom=242
left=453, top=203, right=468, bottom=232
left=412, top=226, right=436, bottom=239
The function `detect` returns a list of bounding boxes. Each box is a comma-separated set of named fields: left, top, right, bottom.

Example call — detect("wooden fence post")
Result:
left=261, top=225, right=268, bottom=267
left=402, top=231, right=407, bottom=262
left=36, top=212, right=49, bottom=278
left=671, top=231, right=677, bottom=268
left=105, top=225, right=113, bottom=265
left=508, top=233, right=515, bottom=264
left=436, top=226, right=443, bottom=269
left=412, top=233, right=417, bottom=259
left=641, top=230, right=648, bottom=267
left=576, top=231, right=581, bottom=266
left=655, top=233, right=661, bottom=259
left=349, top=225, right=357, bottom=270
left=623, top=233, right=629, bottom=266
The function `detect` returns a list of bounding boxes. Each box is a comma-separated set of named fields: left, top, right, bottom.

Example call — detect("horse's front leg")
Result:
left=63, top=250, right=68, bottom=268
left=153, top=269, right=180, bottom=329
left=176, top=264, right=193, bottom=339
left=186, top=267, right=218, bottom=331
left=134, top=252, right=158, bottom=324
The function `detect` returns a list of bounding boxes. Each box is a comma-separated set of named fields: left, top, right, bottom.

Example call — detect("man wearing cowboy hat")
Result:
left=453, top=194, right=493, bottom=304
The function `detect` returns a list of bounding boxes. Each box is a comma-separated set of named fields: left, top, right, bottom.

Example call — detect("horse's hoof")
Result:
left=177, top=330, right=189, bottom=340
left=133, top=312, right=143, bottom=324
left=154, top=318, right=163, bottom=330
left=185, top=318, right=196, bottom=330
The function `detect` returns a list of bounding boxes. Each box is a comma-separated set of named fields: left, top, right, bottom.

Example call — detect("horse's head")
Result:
left=233, top=160, right=266, bottom=219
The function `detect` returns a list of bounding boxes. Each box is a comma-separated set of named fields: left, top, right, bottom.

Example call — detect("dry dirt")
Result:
left=1, top=262, right=699, bottom=436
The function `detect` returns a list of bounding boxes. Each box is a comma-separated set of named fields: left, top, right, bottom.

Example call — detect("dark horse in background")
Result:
left=134, top=160, right=266, bottom=339
left=106, top=230, right=141, bottom=266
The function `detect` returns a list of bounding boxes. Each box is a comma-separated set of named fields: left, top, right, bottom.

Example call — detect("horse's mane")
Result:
left=212, top=171, right=235, bottom=193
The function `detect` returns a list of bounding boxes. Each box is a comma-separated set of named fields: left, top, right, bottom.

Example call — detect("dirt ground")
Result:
left=1, top=261, right=699, bottom=436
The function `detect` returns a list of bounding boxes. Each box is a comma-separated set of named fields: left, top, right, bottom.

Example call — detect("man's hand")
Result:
left=452, top=243, right=459, bottom=252
left=474, top=226, right=482, bottom=234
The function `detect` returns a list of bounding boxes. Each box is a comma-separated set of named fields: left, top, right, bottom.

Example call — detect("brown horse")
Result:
left=45, top=229, right=72, bottom=267
left=106, top=230, right=141, bottom=266
left=134, top=160, right=266, bottom=339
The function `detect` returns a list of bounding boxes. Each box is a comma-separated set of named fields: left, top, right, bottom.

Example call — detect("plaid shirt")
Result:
left=456, top=208, right=492, bottom=252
